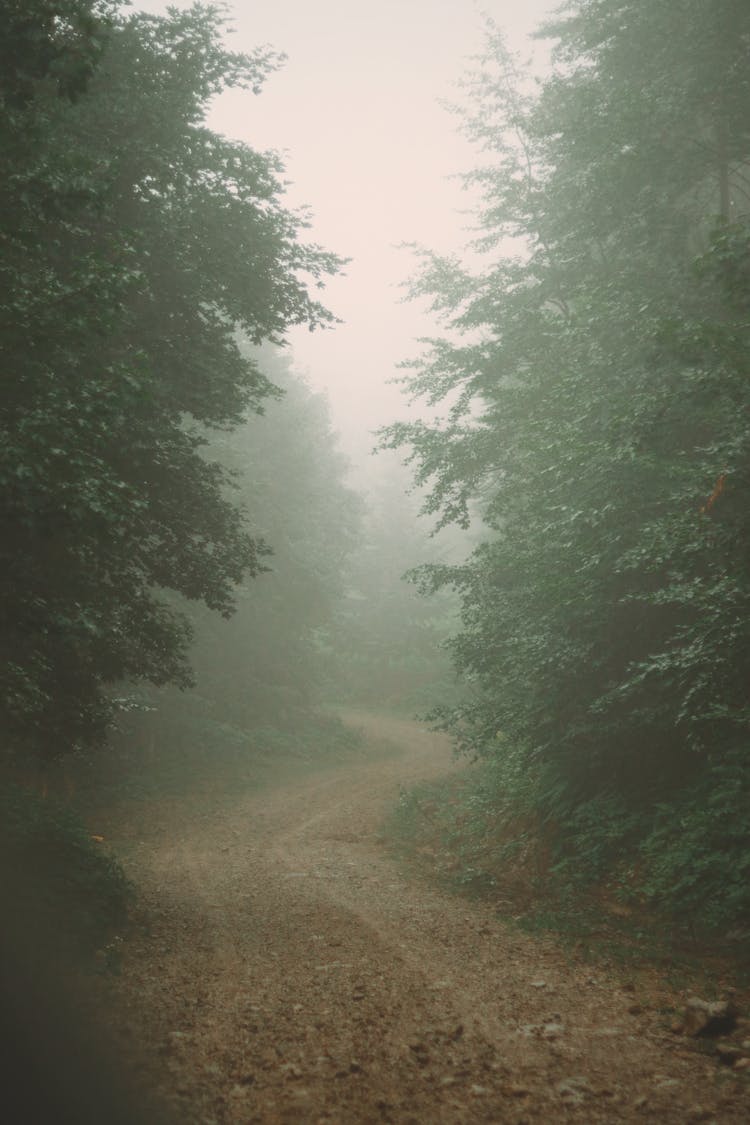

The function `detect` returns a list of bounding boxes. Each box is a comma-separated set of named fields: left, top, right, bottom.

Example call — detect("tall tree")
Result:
left=383, top=1, right=750, bottom=922
left=0, top=2, right=341, bottom=759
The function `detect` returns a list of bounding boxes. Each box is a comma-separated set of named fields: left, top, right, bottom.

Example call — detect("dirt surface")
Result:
left=98, top=711, right=750, bottom=1123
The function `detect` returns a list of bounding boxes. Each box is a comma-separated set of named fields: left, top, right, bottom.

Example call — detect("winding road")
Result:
left=102, top=712, right=749, bottom=1123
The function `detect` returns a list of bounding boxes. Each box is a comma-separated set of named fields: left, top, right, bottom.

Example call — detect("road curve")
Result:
left=101, top=711, right=749, bottom=1124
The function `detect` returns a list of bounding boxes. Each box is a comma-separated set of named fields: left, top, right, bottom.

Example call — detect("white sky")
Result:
left=134, top=0, right=559, bottom=463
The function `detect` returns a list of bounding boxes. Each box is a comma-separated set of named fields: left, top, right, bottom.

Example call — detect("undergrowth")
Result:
left=76, top=707, right=363, bottom=806
left=388, top=753, right=750, bottom=981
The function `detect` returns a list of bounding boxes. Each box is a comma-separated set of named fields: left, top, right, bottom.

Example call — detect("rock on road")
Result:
left=102, top=712, right=749, bottom=1124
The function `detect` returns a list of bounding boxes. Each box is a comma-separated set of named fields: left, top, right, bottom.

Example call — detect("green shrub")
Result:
left=549, top=793, right=644, bottom=886
left=392, top=741, right=750, bottom=939
left=637, top=754, right=750, bottom=932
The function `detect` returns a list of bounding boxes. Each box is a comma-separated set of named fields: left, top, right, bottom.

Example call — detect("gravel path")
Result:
left=101, top=711, right=750, bottom=1123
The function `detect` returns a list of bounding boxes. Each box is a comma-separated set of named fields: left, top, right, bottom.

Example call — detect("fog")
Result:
left=135, top=0, right=556, bottom=465
left=5, top=1, right=750, bottom=1120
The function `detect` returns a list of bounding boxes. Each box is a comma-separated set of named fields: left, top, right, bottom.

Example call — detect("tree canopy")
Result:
left=1, top=1, right=342, bottom=759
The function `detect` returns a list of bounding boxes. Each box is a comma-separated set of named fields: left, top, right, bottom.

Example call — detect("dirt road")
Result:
left=103, top=712, right=749, bottom=1123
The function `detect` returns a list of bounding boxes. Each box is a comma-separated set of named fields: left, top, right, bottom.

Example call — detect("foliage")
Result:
left=636, top=754, right=750, bottom=931
left=0, top=0, right=112, bottom=108
left=0, top=783, right=132, bottom=957
left=382, top=1, right=750, bottom=926
left=0, top=2, right=341, bottom=760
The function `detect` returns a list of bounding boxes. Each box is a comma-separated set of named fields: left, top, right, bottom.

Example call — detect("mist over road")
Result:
left=105, top=713, right=748, bottom=1123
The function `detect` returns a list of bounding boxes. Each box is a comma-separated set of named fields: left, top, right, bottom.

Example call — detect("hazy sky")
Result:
left=135, top=0, right=559, bottom=460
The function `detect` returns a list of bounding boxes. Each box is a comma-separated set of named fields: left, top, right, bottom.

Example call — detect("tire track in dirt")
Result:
left=102, top=711, right=750, bottom=1124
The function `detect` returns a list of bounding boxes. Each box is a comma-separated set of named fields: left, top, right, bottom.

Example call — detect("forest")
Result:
left=1, top=0, right=750, bottom=1122
left=382, top=0, right=750, bottom=935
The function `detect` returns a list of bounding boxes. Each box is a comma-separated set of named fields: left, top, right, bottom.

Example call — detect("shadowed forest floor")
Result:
left=92, top=712, right=750, bottom=1123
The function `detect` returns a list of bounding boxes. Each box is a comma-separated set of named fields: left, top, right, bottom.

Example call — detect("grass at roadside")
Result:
left=386, top=763, right=750, bottom=995
left=0, top=709, right=366, bottom=967
left=67, top=708, right=364, bottom=809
